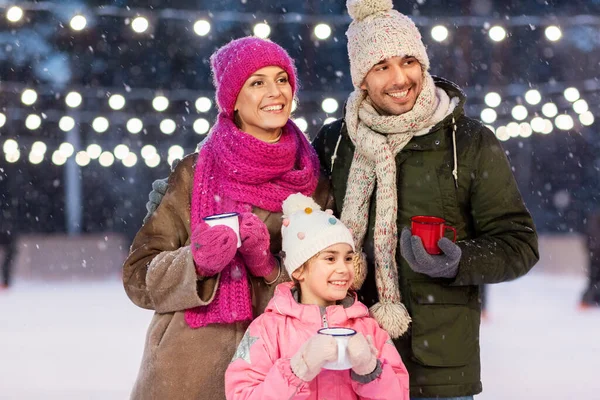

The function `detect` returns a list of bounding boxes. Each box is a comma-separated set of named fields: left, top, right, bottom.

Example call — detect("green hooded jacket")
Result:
left=312, top=77, right=539, bottom=398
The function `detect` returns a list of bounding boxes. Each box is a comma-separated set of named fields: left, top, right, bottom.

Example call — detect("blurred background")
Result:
left=0, top=0, right=599, bottom=399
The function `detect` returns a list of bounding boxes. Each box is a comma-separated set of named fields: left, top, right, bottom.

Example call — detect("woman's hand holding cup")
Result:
left=238, top=212, right=278, bottom=278
left=290, top=334, right=338, bottom=382
left=190, top=220, right=238, bottom=276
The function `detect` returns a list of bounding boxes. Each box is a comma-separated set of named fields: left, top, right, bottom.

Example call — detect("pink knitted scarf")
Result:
left=185, top=114, right=320, bottom=328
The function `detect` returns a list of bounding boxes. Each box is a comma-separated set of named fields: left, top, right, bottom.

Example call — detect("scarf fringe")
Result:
left=369, top=301, right=412, bottom=339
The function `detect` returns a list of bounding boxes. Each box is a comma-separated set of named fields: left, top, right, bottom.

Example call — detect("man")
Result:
left=311, top=1, right=538, bottom=399
left=143, top=1, right=539, bottom=398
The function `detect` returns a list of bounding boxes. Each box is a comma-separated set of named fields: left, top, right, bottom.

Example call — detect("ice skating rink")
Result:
left=1, top=271, right=598, bottom=399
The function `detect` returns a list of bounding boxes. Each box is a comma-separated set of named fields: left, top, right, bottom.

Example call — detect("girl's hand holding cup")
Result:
left=347, top=333, right=378, bottom=376
left=290, top=334, right=338, bottom=382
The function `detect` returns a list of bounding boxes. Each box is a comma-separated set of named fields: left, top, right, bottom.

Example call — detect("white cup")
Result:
left=318, top=327, right=357, bottom=370
left=203, top=212, right=242, bottom=248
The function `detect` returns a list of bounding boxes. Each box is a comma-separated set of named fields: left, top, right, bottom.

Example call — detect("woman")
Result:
left=122, top=37, right=332, bottom=400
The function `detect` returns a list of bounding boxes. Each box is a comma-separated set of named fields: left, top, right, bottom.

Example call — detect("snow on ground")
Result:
left=0, top=271, right=598, bottom=399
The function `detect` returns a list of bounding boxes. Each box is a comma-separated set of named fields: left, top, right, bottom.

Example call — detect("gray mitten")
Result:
left=143, top=158, right=181, bottom=223
left=400, top=227, right=461, bottom=278
left=143, top=178, right=168, bottom=223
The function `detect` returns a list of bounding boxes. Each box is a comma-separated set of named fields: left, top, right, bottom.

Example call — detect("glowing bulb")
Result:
left=132, top=16, right=149, bottom=33
left=480, top=108, right=497, bottom=124
left=59, top=116, right=75, bottom=132
left=92, top=116, right=109, bottom=133
left=160, top=119, right=176, bottom=135
left=253, top=23, right=271, bottom=39
left=141, top=145, right=157, bottom=159
left=126, top=118, right=143, bottom=134
left=65, top=91, right=82, bottom=108
left=108, top=94, right=126, bottom=110
left=3, top=139, right=18, bottom=154
left=59, top=143, right=75, bottom=158
left=153, top=96, right=169, bottom=112
left=545, top=25, right=562, bottom=42
left=195, top=97, right=212, bottom=112
left=511, top=105, right=528, bottom=121
left=86, top=144, right=102, bottom=159
left=6, top=6, right=23, bottom=23
left=431, top=25, right=449, bottom=42
left=70, top=15, right=87, bottom=31
left=75, top=151, right=91, bottom=166
left=564, top=87, right=580, bottom=102
left=524, top=89, right=541, bottom=105
left=555, top=114, right=574, bottom=131
left=193, top=19, right=211, bottom=36
left=193, top=118, right=210, bottom=134
left=122, top=152, right=138, bottom=167
left=489, top=26, right=507, bottom=42
left=114, top=144, right=130, bottom=160
left=484, top=92, right=502, bottom=108
left=314, top=23, right=332, bottom=40
left=321, top=98, right=339, bottom=113
left=541, top=103, right=558, bottom=118
left=21, top=89, right=38, bottom=105
left=25, top=114, right=42, bottom=130
left=294, top=118, right=308, bottom=132
left=99, top=151, right=115, bottom=167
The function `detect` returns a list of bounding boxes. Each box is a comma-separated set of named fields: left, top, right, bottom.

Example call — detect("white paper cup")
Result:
left=203, top=212, right=242, bottom=248
left=318, top=327, right=357, bottom=370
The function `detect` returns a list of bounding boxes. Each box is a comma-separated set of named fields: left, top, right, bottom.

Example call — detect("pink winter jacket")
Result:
left=225, top=282, right=409, bottom=400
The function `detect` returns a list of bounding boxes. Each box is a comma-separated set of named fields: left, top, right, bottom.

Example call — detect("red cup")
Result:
left=410, top=216, right=457, bottom=255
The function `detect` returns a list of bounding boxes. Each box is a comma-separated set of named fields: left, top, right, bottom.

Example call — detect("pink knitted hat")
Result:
left=210, top=37, right=298, bottom=118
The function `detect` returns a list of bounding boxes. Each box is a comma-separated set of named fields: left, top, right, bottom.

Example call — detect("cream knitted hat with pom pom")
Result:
left=346, top=0, right=430, bottom=88
left=280, top=193, right=355, bottom=277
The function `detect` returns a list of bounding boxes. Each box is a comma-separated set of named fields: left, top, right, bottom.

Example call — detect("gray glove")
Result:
left=400, top=227, right=461, bottom=278
left=143, top=158, right=181, bottom=223
left=143, top=178, right=168, bottom=223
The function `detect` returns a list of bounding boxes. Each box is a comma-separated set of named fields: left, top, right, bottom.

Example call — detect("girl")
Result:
left=225, top=194, right=409, bottom=400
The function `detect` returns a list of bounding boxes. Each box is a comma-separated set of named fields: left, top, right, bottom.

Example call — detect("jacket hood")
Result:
left=265, top=282, right=369, bottom=327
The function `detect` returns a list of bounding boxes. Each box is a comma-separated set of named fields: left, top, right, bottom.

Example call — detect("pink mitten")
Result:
left=238, top=212, right=277, bottom=277
left=190, top=221, right=238, bottom=276
left=347, top=333, right=378, bottom=376
left=290, top=334, right=338, bottom=382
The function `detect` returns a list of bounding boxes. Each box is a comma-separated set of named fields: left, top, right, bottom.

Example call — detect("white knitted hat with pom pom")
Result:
left=346, top=0, right=430, bottom=88
left=281, top=193, right=355, bottom=277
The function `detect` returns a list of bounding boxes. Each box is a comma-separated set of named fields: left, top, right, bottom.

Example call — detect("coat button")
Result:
left=435, top=140, right=440, bottom=145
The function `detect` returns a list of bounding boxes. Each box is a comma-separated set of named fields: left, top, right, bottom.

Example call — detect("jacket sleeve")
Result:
left=225, top=318, right=310, bottom=400
left=122, top=154, right=219, bottom=311
left=312, top=120, right=343, bottom=214
left=351, top=320, right=410, bottom=400
left=453, top=126, right=539, bottom=285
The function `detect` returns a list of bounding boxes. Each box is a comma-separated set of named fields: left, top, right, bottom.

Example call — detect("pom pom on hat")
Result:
left=282, top=193, right=321, bottom=217
left=281, top=193, right=355, bottom=276
left=345, top=0, right=430, bottom=88
left=347, top=0, right=393, bottom=21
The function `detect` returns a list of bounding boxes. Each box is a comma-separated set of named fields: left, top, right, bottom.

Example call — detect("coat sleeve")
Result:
left=122, top=154, right=219, bottom=311
left=351, top=320, right=410, bottom=400
left=453, top=126, right=539, bottom=285
left=312, top=120, right=343, bottom=214
left=225, top=318, right=310, bottom=400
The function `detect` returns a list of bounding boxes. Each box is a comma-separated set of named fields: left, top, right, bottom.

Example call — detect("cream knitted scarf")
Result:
left=341, top=74, right=453, bottom=338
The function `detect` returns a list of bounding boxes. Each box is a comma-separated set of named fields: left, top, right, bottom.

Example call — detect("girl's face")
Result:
left=293, top=243, right=355, bottom=307
left=233, top=66, right=293, bottom=141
